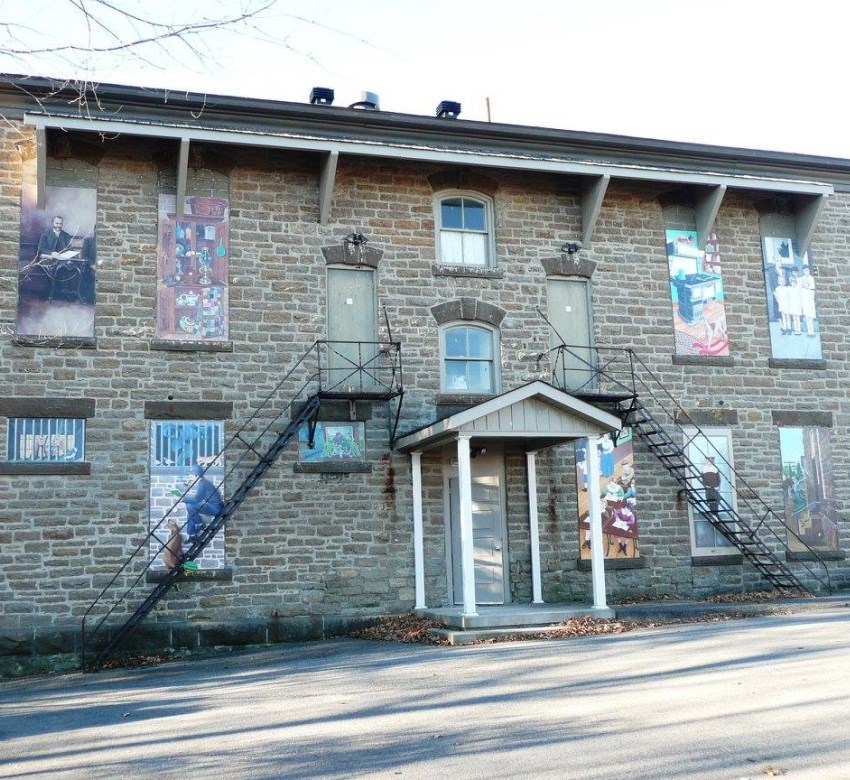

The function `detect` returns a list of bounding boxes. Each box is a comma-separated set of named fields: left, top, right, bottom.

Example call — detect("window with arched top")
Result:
left=441, top=324, right=499, bottom=393
left=435, top=193, right=494, bottom=267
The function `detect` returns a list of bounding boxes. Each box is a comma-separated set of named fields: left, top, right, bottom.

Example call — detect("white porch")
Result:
left=394, top=381, right=622, bottom=620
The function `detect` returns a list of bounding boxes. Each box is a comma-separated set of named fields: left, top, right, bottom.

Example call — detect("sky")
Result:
left=3, top=0, right=849, bottom=159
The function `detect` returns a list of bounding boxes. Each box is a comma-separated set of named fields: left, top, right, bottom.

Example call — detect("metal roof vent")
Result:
left=349, top=91, right=380, bottom=110
left=436, top=100, right=461, bottom=119
left=309, top=87, right=335, bottom=105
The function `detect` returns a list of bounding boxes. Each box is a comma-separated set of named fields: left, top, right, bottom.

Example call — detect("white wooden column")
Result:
left=411, top=451, right=426, bottom=610
left=586, top=437, right=608, bottom=610
left=457, top=435, right=477, bottom=617
left=527, top=451, right=543, bottom=604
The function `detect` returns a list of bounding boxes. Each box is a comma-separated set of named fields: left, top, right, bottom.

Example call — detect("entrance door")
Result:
left=447, top=449, right=506, bottom=604
left=326, top=267, right=377, bottom=391
left=546, top=278, right=594, bottom=392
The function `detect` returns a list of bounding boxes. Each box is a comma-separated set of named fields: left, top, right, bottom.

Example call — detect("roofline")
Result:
left=3, top=73, right=850, bottom=179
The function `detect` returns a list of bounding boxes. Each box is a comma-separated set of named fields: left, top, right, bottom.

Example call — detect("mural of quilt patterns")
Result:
left=575, top=430, right=639, bottom=559
left=666, top=228, right=729, bottom=357
left=762, top=237, right=821, bottom=360
left=156, top=195, right=229, bottom=341
left=779, top=427, right=838, bottom=553
left=17, top=184, right=97, bottom=338
left=149, top=420, right=227, bottom=571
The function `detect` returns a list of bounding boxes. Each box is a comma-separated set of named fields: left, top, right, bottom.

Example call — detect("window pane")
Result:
left=441, top=199, right=464, bottom=229
left=440, top=231, right=464, bottom=265
left=466, top=327, right=492, bottom=358
left=462, top=199, right=486, bottom=231
left=445, top=361, right=469, bottom=390
left=445, top=328, right=467, bottom=357
left=467, top=361, right=493, bottom=392
left=462, top=233, right=488, bottom=265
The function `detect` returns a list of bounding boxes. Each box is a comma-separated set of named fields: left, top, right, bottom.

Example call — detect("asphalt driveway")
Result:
left=2, top=606, right=850, bottom=779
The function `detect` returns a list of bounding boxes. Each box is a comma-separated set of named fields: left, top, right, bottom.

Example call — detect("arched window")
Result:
left=436, top=193, right=494, bottom=267
left=441, top=324, right=499, bottom=393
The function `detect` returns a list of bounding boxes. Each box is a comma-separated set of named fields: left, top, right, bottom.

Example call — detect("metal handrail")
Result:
left=542, top=342, right=832, bottom=593
left=81, top=338, right=403, bottom=667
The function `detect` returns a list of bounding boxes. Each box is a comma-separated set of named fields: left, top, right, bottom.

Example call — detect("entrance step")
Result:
left=430, top=624, right=599, bottom=646
left=416, top=603, right=615, bottom=630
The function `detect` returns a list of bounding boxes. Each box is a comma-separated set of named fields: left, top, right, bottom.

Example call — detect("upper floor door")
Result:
left=326, top=267, right=378, bottom=392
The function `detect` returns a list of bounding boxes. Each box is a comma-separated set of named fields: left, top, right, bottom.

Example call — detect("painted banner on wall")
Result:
left=666, top=228, right=729, bottom=357
left=17, top=184, right=97, bottom=338
left=149, top=420, right=227, bottom=571
left=156, top=195, right=229, bottom=341
left=575, top=430, right=639, bottom=559
left=762, top=237, right=821, bottom=359
left=779, top=426, right=838, bottom=552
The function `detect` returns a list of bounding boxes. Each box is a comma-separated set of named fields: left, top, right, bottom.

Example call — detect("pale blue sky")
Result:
left=4, top=0, right=848, bottom=158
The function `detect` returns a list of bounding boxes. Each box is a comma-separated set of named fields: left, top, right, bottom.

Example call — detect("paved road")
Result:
left=2, top=608, right=850, bottom=779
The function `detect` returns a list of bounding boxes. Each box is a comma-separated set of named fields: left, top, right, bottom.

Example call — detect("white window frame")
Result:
left=682, top=426, right=738, bottom=556
left=439, top=323, right=500, bottom=394
left=434, top=190, right=496, bottom=268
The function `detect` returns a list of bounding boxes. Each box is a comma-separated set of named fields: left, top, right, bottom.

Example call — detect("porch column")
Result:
left=586, top=436, right=608, bottom=610
left=411, top=451, right=426, bottom=610
left=457, top=435, right=478, bottom=617
left=526, top=451, right=543, bottom=604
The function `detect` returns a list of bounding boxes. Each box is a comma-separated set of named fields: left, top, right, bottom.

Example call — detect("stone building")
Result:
left=0, top=75, right=847, bottom=667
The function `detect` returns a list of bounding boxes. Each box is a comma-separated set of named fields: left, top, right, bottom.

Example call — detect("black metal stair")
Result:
left=533, top=319, right=832, bottom=594
left=81, top=336, right=404, bottom=671
left=86, top=396, right=321, bottom=669
left=619, top=397, right=810, bottom=591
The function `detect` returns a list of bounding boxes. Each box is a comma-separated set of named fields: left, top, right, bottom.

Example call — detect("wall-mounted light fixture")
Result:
left=560, top=240, right=583, bottom=255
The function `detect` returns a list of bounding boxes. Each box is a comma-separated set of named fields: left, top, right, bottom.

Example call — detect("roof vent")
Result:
left=436, top=100, right=461, bottom=119
left=309, top=87, right=335, bottom=105
left=349, top=91, right=380, bottom=110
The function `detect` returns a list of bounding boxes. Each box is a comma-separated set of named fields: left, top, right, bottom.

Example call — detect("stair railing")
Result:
left=538, top=342, right=832, bottom=593
left=81, top=337, right=403, bottom=668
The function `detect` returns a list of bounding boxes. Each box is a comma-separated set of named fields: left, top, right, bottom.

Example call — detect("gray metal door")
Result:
left=326, top=268, right=377, bottom=391
left=449, top=472, right=505, bottom=605
left=547, top=278, right=594, bottom=392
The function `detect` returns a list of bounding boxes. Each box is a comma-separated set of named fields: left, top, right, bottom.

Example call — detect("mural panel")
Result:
left=666, top=228, right=729, bottom=357
left=149, top=420, right=226, bottom=571
left=17, top=184, right=97, bottom=338
left=576, top=430, right=639, bottom=559
left=762, top=237, right=821, bottom=359
left=298, top=422, right=365, bottom=463
left=157, top=195, right=229, bottom=340
left=779, top=427, right=838, bottom=552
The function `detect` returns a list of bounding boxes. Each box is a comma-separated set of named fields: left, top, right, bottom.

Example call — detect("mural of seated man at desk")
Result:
left=17, top=184, right=97, bottom=339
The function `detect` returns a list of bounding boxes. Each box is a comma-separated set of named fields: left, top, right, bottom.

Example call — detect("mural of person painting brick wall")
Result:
left=149, top=420, right=227, bottom=571
left=156, top=195, right=229, bottom=341
left=17, top=184, right=97, bottom=338
left=575, top=430, right=640, bottom=559
left=666, top=228, right=729, bottom=357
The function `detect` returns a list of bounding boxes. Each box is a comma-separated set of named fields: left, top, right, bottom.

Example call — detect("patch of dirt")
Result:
left=702, top=590, right=811, bottom=604
left=350, top=615, right=449, bottom=645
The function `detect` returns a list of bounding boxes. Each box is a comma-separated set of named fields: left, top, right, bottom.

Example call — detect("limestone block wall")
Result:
left=0, top=117, right=848, bottom=652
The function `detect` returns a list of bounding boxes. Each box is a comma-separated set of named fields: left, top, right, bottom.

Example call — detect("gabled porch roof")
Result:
left=394, top=381, right=621, bottom=453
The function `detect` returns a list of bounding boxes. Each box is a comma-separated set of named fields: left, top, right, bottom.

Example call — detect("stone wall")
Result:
left=1, top=119, right=849, bottom=663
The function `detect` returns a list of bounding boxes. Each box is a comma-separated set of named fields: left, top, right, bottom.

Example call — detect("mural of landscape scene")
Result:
left=17, top=184, right=97, bottom=338
left=157, top=195, right=229, bottom=341
left=298, top=422, right=365, bottom=462
left=575, top=429, right=639, bottom=559
left=779, top=427, right=838, bottom=552
left=762, top=236, right=821, bottom=359
left=149, top=420, right=226, bottom=571
left=666, top=228, right=729, bottom=357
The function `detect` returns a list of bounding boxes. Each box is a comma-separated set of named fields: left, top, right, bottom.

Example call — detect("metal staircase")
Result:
left=81, top=336, right=403, bottom=671
left=539, top=336, right=831, bottom=594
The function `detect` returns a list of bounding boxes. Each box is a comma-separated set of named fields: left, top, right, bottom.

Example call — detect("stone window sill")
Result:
left=691, top=554, right=744, bottom=566
left=294, top=462, right=372, bottom=474
left=0, top=461, right=91, bottom=476
left=150, top=339, right=233, bottom=353
left=576, top=557, right=645, bottom=571
left=147, top=566, right=233, bottom=583
left=13, top=336, right=97, bottom=349
left=432, top=264, right=504, bottom=280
